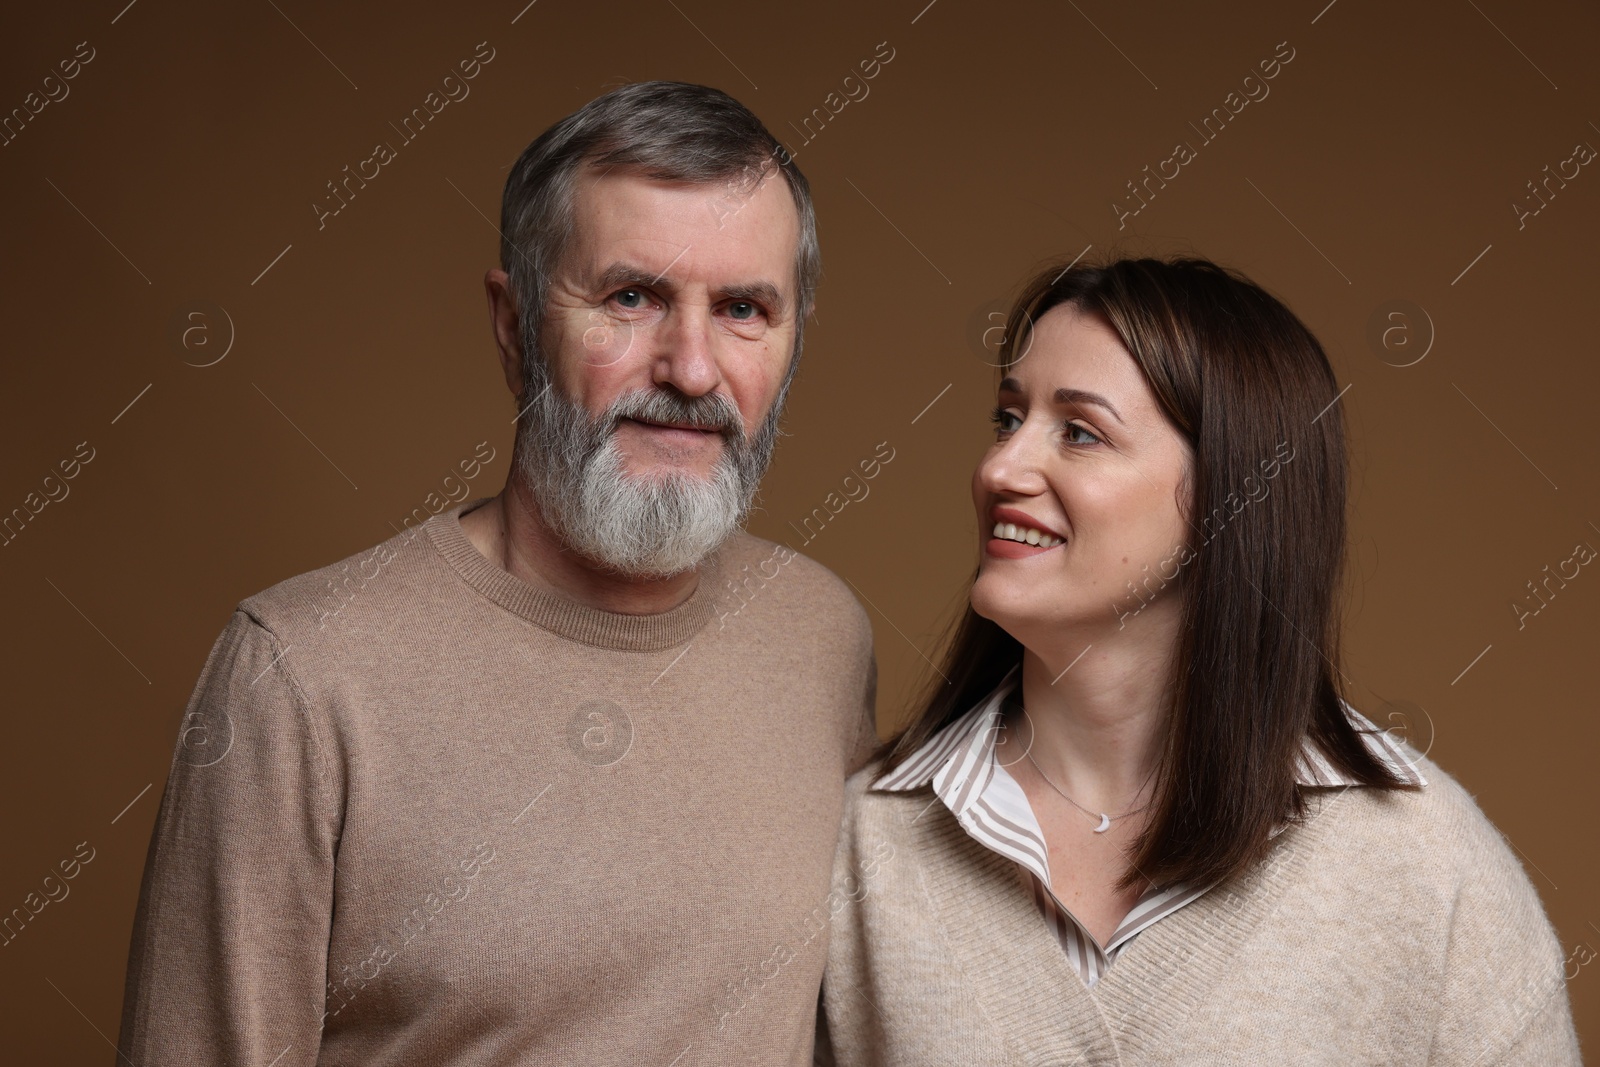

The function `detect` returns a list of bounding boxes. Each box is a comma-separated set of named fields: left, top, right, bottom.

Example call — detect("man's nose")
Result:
left=651, top=305, right=721, bottom=397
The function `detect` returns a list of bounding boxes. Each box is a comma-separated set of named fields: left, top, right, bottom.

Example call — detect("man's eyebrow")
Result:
left=997, top=378, right=1125, bottom=425
left=720, top=280, right=787, bottom=316
left=590, top=261, right=664, bottom=293
left=588, top=261, right=789, bottom=317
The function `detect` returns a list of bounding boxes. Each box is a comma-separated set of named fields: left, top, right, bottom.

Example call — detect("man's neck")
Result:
left=458, top=483, right=704, bottom=616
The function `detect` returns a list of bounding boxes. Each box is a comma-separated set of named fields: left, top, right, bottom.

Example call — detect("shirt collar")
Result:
left=872, top=663, right=1428, bottom=800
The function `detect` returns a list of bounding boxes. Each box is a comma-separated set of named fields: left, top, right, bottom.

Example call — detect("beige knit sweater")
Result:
left=118, top=497, right=878, bottom=1066
left=817, top=752, right=1584, bottom=1065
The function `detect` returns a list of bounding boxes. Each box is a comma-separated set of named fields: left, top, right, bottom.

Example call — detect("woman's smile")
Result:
left=986, top=504, right=1067, bottom=559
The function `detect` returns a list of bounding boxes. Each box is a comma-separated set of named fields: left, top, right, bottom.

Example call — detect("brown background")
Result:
left=1, top=0, right=1596, bottom=1059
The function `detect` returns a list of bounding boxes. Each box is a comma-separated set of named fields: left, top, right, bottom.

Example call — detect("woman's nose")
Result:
left=977, top=431, right=1048, bottom=496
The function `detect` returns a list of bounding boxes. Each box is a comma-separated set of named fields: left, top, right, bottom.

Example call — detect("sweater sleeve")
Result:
left=117, top=609, right=342, bottom=1066
left=1484, top=983, right=1586, bottom=1067
left=845, top=650, right=881, bottom=778
left=1425, top=818, right=1582, bottom=1066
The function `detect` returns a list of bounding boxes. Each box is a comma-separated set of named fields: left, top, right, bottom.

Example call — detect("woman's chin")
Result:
left=972, top=578, right=1107, bottom=649
left=970, top=578, right=1036, bottom=636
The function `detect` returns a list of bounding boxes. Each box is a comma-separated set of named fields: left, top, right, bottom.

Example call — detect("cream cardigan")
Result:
left=817, top=752, right=1584, bottom=1065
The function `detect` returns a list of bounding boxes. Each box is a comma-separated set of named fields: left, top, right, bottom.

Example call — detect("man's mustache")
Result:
left=605, top=389, right=746, bottom=440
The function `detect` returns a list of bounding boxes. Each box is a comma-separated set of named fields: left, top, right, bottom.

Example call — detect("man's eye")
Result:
left=613, top=288, right=647, bottom=309
left=727, top=301, right=760, bottom=321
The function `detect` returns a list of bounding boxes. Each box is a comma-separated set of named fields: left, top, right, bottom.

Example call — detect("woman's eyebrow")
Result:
left=997, top=378, right=1125, bottom=426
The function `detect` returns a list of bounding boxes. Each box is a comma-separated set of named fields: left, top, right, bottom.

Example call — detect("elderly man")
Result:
left=118, top=81, right=877, bottom=1066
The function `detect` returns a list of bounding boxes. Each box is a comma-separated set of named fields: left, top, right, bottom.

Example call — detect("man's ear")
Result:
left=484, top=268, right=525, bottom=399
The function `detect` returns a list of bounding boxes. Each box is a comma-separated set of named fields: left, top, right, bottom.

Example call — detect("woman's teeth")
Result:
left=992, top=523, right=1064, bottom=548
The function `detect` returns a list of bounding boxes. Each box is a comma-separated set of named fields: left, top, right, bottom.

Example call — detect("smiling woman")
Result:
left=815, top=255, right=1582, bottom=1066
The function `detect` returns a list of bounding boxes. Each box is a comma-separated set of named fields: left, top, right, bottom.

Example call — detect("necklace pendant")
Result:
left=1093, top=813, right=1111, bottom=833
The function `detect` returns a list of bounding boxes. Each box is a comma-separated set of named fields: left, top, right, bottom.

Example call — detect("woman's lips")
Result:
left=985, top=507, right=1067, bottom=559
left=984, top=536, right=1063, bottom=560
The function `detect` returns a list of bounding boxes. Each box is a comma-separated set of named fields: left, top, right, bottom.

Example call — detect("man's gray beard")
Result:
left=513, top=376, right=784, bottom=579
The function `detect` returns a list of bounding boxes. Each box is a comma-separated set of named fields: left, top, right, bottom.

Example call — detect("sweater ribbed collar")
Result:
left=424, top=496, right=723, bottom=652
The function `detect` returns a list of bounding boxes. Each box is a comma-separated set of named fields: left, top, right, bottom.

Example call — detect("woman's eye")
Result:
left=1065, top=422, right=1102, bottom=446
left=989, top=408, right=1022, bottom=434
left=727, top=300, right=760, bottom=321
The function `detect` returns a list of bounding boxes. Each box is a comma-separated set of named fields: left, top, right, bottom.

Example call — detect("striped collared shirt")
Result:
left=871, top=664, right=1428, bottom=987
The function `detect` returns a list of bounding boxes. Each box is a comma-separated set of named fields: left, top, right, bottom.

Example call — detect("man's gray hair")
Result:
left=498, top=80, right=819, bottom=405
